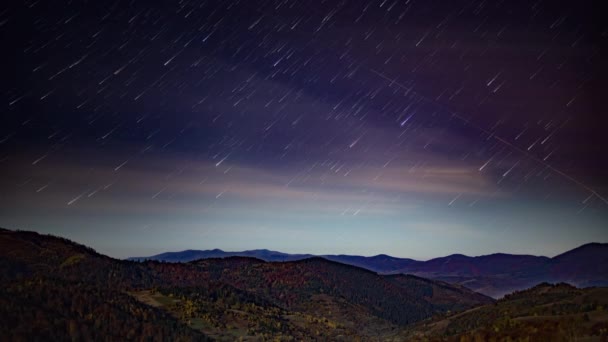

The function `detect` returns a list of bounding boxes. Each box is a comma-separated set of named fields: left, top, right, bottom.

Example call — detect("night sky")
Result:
left=1, top=0, right=607, bottom=259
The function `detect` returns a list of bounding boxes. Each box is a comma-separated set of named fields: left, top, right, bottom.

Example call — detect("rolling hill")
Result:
left=132, top=243, right=608, bottom=298
left=401, top=282, right=608, bottom=341
left=0, top=228, right=493, bottom=340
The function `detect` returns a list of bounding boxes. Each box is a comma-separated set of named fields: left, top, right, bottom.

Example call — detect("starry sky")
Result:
left=1, top=0, right=607, bottom=259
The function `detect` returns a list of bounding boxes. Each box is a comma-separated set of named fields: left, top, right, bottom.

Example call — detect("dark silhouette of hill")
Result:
left=400, top=243, right=608, bottom=298
left=322, top=253, right=419, bottom=272
left=550, top=243, right=608, bottom=287
left=129, top=249, right=418, bottom=270
left=0, top=277, right=211, bottom=341
left=129, top=248, right=313, bottom=263
left=0, top=228, right=210, bottom=341
left=402, top=282, right=608, bottom=341
left=385, top=274, right=493, bottom=312
left=0, top=228, right=492, bottom=340
left=132, top=243, right=608, bottom=298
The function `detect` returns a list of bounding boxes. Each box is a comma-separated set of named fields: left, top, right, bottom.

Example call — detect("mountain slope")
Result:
left=0, top=228, right=210, bottom=341
left=399, top=244, right=608, bottom=298
left=130, top=248, right=313, bottom=263
left=402, top=283, right=608, bottom=341
left=385, top=274, right=494, bottom=312
left=550, top=243, right=608, bottom=287
left=397, top=253, right=552, bottom=298
left=0, top=228, right=492, bottom=340
left=129, top=249, right=418, bottom=272
left=323, top=253, right=418, bottom=272
left=132, top=243, right=608, bottom=298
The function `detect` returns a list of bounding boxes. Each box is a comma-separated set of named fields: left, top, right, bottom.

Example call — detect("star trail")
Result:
left=1, top=0, right=606, bottom=259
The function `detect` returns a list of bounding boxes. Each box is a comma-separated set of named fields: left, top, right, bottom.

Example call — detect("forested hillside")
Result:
left=0, top=228, right=492, bottom=340
left=402, top=283, right=608, bottom=341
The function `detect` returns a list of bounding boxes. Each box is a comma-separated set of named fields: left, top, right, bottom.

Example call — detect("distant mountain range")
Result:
left=130, top=243, right=608, bottom=298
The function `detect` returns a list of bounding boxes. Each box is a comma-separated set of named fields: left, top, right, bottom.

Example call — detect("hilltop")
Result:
left=0, top=228, right=492, bottom=340
left=132, top=243, right=608, bottom=298
left=402, top=282, right=608, bottom=341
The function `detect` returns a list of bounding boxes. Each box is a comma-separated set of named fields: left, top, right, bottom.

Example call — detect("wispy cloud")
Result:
left=4, top=148, right=505, bottom=218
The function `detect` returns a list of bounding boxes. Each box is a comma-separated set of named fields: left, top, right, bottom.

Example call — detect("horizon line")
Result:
left=128, top=241, right=607, bottom=262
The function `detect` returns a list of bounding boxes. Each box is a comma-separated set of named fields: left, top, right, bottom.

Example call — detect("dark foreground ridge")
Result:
left=131, top=242, right=608, bottom=298
left=403, top=282, right=608, bottom=341
left=2, top=228, right=607, bottom=341
left=0, top=228, right=494, bottom=341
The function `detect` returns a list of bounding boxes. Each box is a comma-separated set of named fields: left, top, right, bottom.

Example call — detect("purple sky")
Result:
left=1, top=0, right=607, bottom=259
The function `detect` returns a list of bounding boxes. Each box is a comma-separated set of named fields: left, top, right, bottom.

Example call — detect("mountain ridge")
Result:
left=0, top=227, right=494, bottom=340
left=130, top=242, right=608, bottom=298
left=130, top=243, right=606, bottom=264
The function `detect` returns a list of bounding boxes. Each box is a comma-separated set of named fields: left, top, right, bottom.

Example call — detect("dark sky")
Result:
left=1, top=0, right=607, bottom=259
